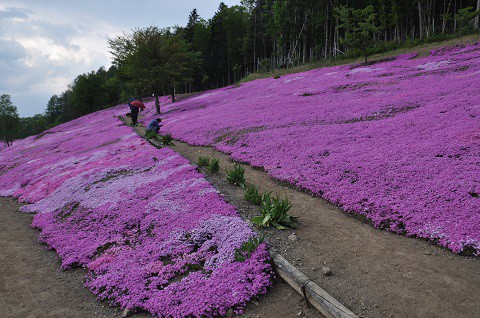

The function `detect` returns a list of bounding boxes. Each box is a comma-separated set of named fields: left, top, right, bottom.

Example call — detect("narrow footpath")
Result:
left=0, top=197, right=149, bottom=318
left=1, top=114, right=478, bottom=318
left=130, top=114, right=480, bottom=318
left=129, top=117, right=322, bottom=318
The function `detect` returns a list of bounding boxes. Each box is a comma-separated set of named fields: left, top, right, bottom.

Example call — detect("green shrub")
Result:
left=251, top=194, right=297, bottom=229
left=234, top=235, right=265, bottom=262
left=160, top=134, right=173, bottom=145
left=144, top=130, right=158, bottom=140
left=197, top=156, right=211, bottom=167
left=244, top=185, right=262, bottom=205
left=207, top=157, right=220, bottom=173
left=226, top=165, right=246, bottom=188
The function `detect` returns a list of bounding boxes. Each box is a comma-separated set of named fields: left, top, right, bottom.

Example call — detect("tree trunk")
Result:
left=155, top=93, right=160, bottom=114
left=453, top=0, right=457, bottom=32
left=476, top=0, right=480, bottom=29
left=418, top=1, right=425, bottom=39
left=324, top=18, right=328, bottom=58
left=2, top=119, right=6, bottom=148
left=442, top=0, right=449, bottom=34
left=253, top=11, right=257, bottom=67
left=334, top=17, right=340, bottom=58
left=171, top=86, right=176, bottom=102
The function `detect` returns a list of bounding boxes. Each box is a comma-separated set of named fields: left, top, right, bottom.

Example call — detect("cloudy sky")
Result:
left=0, top=1, right=241, bottom=117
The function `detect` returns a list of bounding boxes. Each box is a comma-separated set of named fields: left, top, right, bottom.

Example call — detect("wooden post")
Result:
left=271, top=252, right=358, bottom=318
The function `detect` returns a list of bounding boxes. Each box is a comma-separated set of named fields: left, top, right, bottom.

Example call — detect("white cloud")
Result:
left=0, top=6, right=30, bottom=20
left=0, top=6, right=110, bottom=116
left=0, top=1, right=241, bottom=117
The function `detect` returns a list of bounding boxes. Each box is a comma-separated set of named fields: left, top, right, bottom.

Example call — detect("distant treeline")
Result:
left=16, top=66, right=122, bottom=139
left=9, top=0, right=480, bottom=140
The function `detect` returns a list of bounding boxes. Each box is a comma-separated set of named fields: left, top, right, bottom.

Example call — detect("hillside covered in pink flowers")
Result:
left=143, top=43, right=480, bottom=255
left=0, top=41, right=479, bottom=317
left=0, top=108, right=272, bottom=317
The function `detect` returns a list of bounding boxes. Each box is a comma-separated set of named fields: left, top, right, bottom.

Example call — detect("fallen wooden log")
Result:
left=270, top=251, right=357, bottom=318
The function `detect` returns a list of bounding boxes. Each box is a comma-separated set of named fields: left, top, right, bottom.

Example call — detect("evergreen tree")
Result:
left=455, top=6, right=480, bottom=35
left=0, top=94, right=20, bottom=147
left=17, top=115, right=48, bottom=139
left=68, top=68, right=108, bottom=118
left=207, top=3, right=229, bottom=87
left=335, top=5, right=381, bottom=65
left=185, top=9, right=200, bottom=44
left=45, top=95, right=63, bottom=126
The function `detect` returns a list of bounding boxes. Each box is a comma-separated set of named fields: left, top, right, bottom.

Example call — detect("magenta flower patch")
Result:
left=143, top=43, right=480, bottom=255
left=0, top=108, right=272, bottom=316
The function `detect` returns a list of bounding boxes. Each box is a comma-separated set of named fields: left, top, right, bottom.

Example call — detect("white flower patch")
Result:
left=191, top=92, right=216, bottom=100
left=26, top=159, right=39, bottom=164
left=154, top=178, right=208, bottom=197
left=25, top=172, right=91, bottom=214
left=349, top=67, right=373, bottom=74
left=198, top=187, right=219, bottom=196
left=146, top=196, right=186, bottom=215
left=284, top=75, right=304, bottom=83
left=416, top=60, right=451, bottom=70
left=419, top=223, right=447, bottom=239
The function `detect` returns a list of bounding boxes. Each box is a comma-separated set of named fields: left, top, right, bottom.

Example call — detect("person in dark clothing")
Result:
left=130, top=106, right=139, bottom=127
left=146, top=118, right=162, bottom=133
left=128, top=98, right=141, bottom=127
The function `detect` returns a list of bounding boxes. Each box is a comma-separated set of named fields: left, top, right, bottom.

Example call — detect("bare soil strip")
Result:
left=129, top=117, right=323, bottom=318
left=131, top=114, right=480, bottom=318
left=0, top=197, right=143, bottom=318
left=166, top=138, right=480, bottom=318
left=2, top=114, right=478, bottom=318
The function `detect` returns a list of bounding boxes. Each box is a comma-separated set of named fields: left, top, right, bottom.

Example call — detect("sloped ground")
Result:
left=1, top=42, right=479, bottom=318
left=131, top=116, right=480, bottom=318
left=0, top=108, right=272, bottom=317
left=0, top=105, right=478, bottom=318
left=141, top=43, right=480, bottom=255
left=0, top=196, right=316, bottom=318
left=0, top=196, right=142, bottom=318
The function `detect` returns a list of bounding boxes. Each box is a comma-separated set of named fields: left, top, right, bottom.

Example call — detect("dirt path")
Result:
left=131, top=117, right=323, bottom=318
left=0, top=197, right=146, bottom=318
left=0, top=195, right=315, bottom=318
left=0, top=118, right=320, bottom=318
left=2, top=115, right=478, bottom=318
left=168, top=140, right=480, bottom=318
left=132, top=115, right=480, bottom=318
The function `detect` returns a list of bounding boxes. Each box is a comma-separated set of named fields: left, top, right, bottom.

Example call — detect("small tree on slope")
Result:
left=109, top=27, right=197, bottom=114
left=335, top=5, right=380, bottom=65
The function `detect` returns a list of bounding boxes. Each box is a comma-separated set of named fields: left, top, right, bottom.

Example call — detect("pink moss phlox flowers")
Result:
left=143, top=43, right=480, bottom=255
left=0, top=107, right=272, bottom=317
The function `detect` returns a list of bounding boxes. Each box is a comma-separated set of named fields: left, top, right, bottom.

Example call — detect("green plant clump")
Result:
left=207, top=157, right=220, bottom=173
left=160, top=134, right=173, bottom=145
left=251, top=194, right=297, bottom=229
left=244, top=184, right=262, bottom=205
left=226, top=165, right=246, bottom=188
left=197, top=155, right=211, bottom=167
left=234, top=235, right=265, bottom=262
left=144, top=130, right=158, bottom=140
